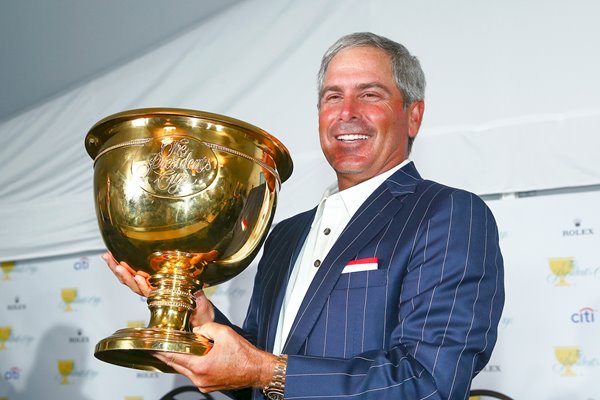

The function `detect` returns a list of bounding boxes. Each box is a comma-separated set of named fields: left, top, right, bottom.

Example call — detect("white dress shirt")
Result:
left=272, top=160, right=411, bottom=354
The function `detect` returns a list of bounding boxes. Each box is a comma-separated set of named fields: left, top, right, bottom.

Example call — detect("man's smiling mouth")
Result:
left=337, top=134, right=369, bottom=141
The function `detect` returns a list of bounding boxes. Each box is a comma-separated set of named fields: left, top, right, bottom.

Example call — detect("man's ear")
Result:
left=407, top=100, right=425, bottom=138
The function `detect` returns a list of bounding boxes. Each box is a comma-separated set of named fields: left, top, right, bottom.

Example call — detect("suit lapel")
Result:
left=283, top=163, right=422, bottom=354
left=263, top=209, right=315, bottom=352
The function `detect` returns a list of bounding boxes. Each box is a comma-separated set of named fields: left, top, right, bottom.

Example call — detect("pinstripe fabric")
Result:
left=237, top=162, right=504, bottom=400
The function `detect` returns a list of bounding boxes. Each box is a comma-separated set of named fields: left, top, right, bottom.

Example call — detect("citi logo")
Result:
left=3, top=367, right=20, bottom=380
left=571, top=307, right=596, bottom=323
left=73, top=257, right=90, bottom=271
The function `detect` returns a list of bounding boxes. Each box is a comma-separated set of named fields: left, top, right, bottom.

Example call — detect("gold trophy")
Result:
left=85, top=108, right=292, bottom=372
left=61, top=288, right=78, bottom=312
left=548, top=257, right=573, bottom=286
left=0, top=326, right=11, bottom=350
left=1, top=261, right=15, bottom=280
left=57, top=359, right=75, bottom=384
left=554, top=346, right=580, bottom=376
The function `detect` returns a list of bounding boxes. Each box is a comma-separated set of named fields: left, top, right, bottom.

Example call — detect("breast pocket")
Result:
left=333, top=268, right=388, bottom=290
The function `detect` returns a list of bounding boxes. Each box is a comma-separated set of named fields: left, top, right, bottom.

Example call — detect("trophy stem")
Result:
left=147, top=251, right=203, bottom=332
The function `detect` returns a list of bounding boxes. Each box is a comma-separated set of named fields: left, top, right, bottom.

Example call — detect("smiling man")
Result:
left=106, top=32, right=504, bottom=400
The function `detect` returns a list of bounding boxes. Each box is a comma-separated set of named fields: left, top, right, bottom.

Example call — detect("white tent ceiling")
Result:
left=0, top=0, right=243, bottom=122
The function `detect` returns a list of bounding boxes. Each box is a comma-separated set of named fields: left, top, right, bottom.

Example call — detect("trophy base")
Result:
left=94, top=327, right=212, bottom=372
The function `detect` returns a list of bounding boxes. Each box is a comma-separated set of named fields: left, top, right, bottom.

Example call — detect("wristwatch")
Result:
left=262, top=354, right=288, bottom=400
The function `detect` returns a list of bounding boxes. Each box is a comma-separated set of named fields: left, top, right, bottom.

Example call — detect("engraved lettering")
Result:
left=146, top=138, right=213, bottom=194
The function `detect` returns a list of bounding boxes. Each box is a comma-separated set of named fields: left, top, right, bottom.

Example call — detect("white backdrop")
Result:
left=1, top=0, right=600, bottom=399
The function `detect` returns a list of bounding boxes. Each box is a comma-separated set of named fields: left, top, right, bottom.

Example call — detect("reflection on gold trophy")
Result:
left=85, top=109, right=292, bottom=372
left=549, top=257, right=573, bottom=286
left=126, top=320, right=146, bottom=329
left=554, top=346, right=580, bottom=376
left=1, top=261, right=15, bottom=280
left=61, top=288, right=78, bottom=311
left=124, top=397, right=144, bottom=400
left=57, top=359, right=75, bottom=384
left=0, top=326, right=11, bottom=350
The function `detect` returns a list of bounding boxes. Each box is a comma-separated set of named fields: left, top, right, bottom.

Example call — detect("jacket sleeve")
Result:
left=283, top=190, right=505, bottom=400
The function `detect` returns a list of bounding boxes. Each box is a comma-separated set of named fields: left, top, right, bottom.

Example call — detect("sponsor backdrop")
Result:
left=1, top=190, right=599, bottom=399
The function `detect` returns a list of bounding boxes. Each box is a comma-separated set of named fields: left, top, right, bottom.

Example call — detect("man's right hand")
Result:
left=103, top=252, right=152, bottom=297
left=102, top=252, right=215, bottom=327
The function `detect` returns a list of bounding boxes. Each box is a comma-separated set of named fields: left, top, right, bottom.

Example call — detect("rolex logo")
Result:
left=563, top=218, right=594, bottom=236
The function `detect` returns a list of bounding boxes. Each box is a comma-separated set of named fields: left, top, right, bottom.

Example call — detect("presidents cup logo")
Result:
left=552, top=346, right=600, bottom=377
left=548, top=257, right=573, bottom=286
left=59, top=288, right=101, bottom=311
left=61, top=288, right=77, bottom=311
left=0, top=327, right=33, bottom=350
left=133, top=135, right=218, bottom=198
left=547, top=256, right=600, bottom=286
left=1, top=261, right=14, bottom=280
left=1, top=261, right=38, bottom=280
left=56, top=359, right=98, bottom=384
left=57, top=359, right=75, bottom=384
left=0, top=327, right=10, bottom=350
left=554, top=346, right=580, bottom=376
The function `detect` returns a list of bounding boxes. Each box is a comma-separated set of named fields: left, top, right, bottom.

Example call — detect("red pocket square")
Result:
left=342, top=257, right=378, bottom=274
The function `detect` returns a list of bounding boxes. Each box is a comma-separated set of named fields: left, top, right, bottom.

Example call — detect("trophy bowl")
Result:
left=85, top=108, right=292, bottom=372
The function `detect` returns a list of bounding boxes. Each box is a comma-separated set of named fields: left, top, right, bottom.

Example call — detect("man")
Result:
left=106, top=32, right=504, bottom=399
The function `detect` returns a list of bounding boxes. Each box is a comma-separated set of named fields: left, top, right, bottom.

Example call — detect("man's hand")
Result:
left=102, top=251, right=215, bottom=327
left=154, top=322, right=277, bottom=393
left=103, top=252, right=152, bottom=296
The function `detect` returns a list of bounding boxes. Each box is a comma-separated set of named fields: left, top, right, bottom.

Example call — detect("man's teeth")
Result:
left=337, top=134, right=369, bottom=141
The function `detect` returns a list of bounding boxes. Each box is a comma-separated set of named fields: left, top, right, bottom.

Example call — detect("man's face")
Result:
left=318, top=46, right=424, bottom=190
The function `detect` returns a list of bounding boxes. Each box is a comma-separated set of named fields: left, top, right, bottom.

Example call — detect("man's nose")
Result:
left=338, top=97, right=358, bottom=121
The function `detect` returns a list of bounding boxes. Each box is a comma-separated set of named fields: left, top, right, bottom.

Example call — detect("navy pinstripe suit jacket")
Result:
left=223, top=162, right=504, bottom=400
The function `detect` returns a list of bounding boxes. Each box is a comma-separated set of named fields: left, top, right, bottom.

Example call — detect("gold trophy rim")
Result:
left=84, top=107, right=293, bottom=183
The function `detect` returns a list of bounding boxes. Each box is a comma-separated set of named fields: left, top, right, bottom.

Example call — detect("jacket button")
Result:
left=323, top=228, right=331, bottom=235
left=314, top=259, right=321, bottom=268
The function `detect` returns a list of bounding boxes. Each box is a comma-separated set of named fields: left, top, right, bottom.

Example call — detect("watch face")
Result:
left=265, top=390, right=284, bottom=400
left=267, top=392, right=283, bottom=400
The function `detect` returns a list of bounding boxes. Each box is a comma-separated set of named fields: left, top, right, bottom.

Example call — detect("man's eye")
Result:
left=324, top=94, right=342, bottom=102
left=362, top=92, right=380, bottom=100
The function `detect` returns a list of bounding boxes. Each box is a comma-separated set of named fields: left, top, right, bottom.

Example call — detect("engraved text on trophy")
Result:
left=133, top=136, right=218, bottom=198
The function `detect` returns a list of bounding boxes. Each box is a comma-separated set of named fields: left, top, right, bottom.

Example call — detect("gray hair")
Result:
left=317, top=32, right=426, bottom=109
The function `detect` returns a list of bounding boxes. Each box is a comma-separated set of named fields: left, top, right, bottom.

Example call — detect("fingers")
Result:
left=102, top=252, right=152, bottom=297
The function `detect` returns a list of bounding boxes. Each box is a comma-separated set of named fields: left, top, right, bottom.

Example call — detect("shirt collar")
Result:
left=314, top=159, right=412, bottom=225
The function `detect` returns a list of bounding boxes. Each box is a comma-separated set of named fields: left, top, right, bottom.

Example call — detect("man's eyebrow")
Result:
left=356, top=82, right=392, bottom=94
left=320, top=82, right=392, bottom=97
